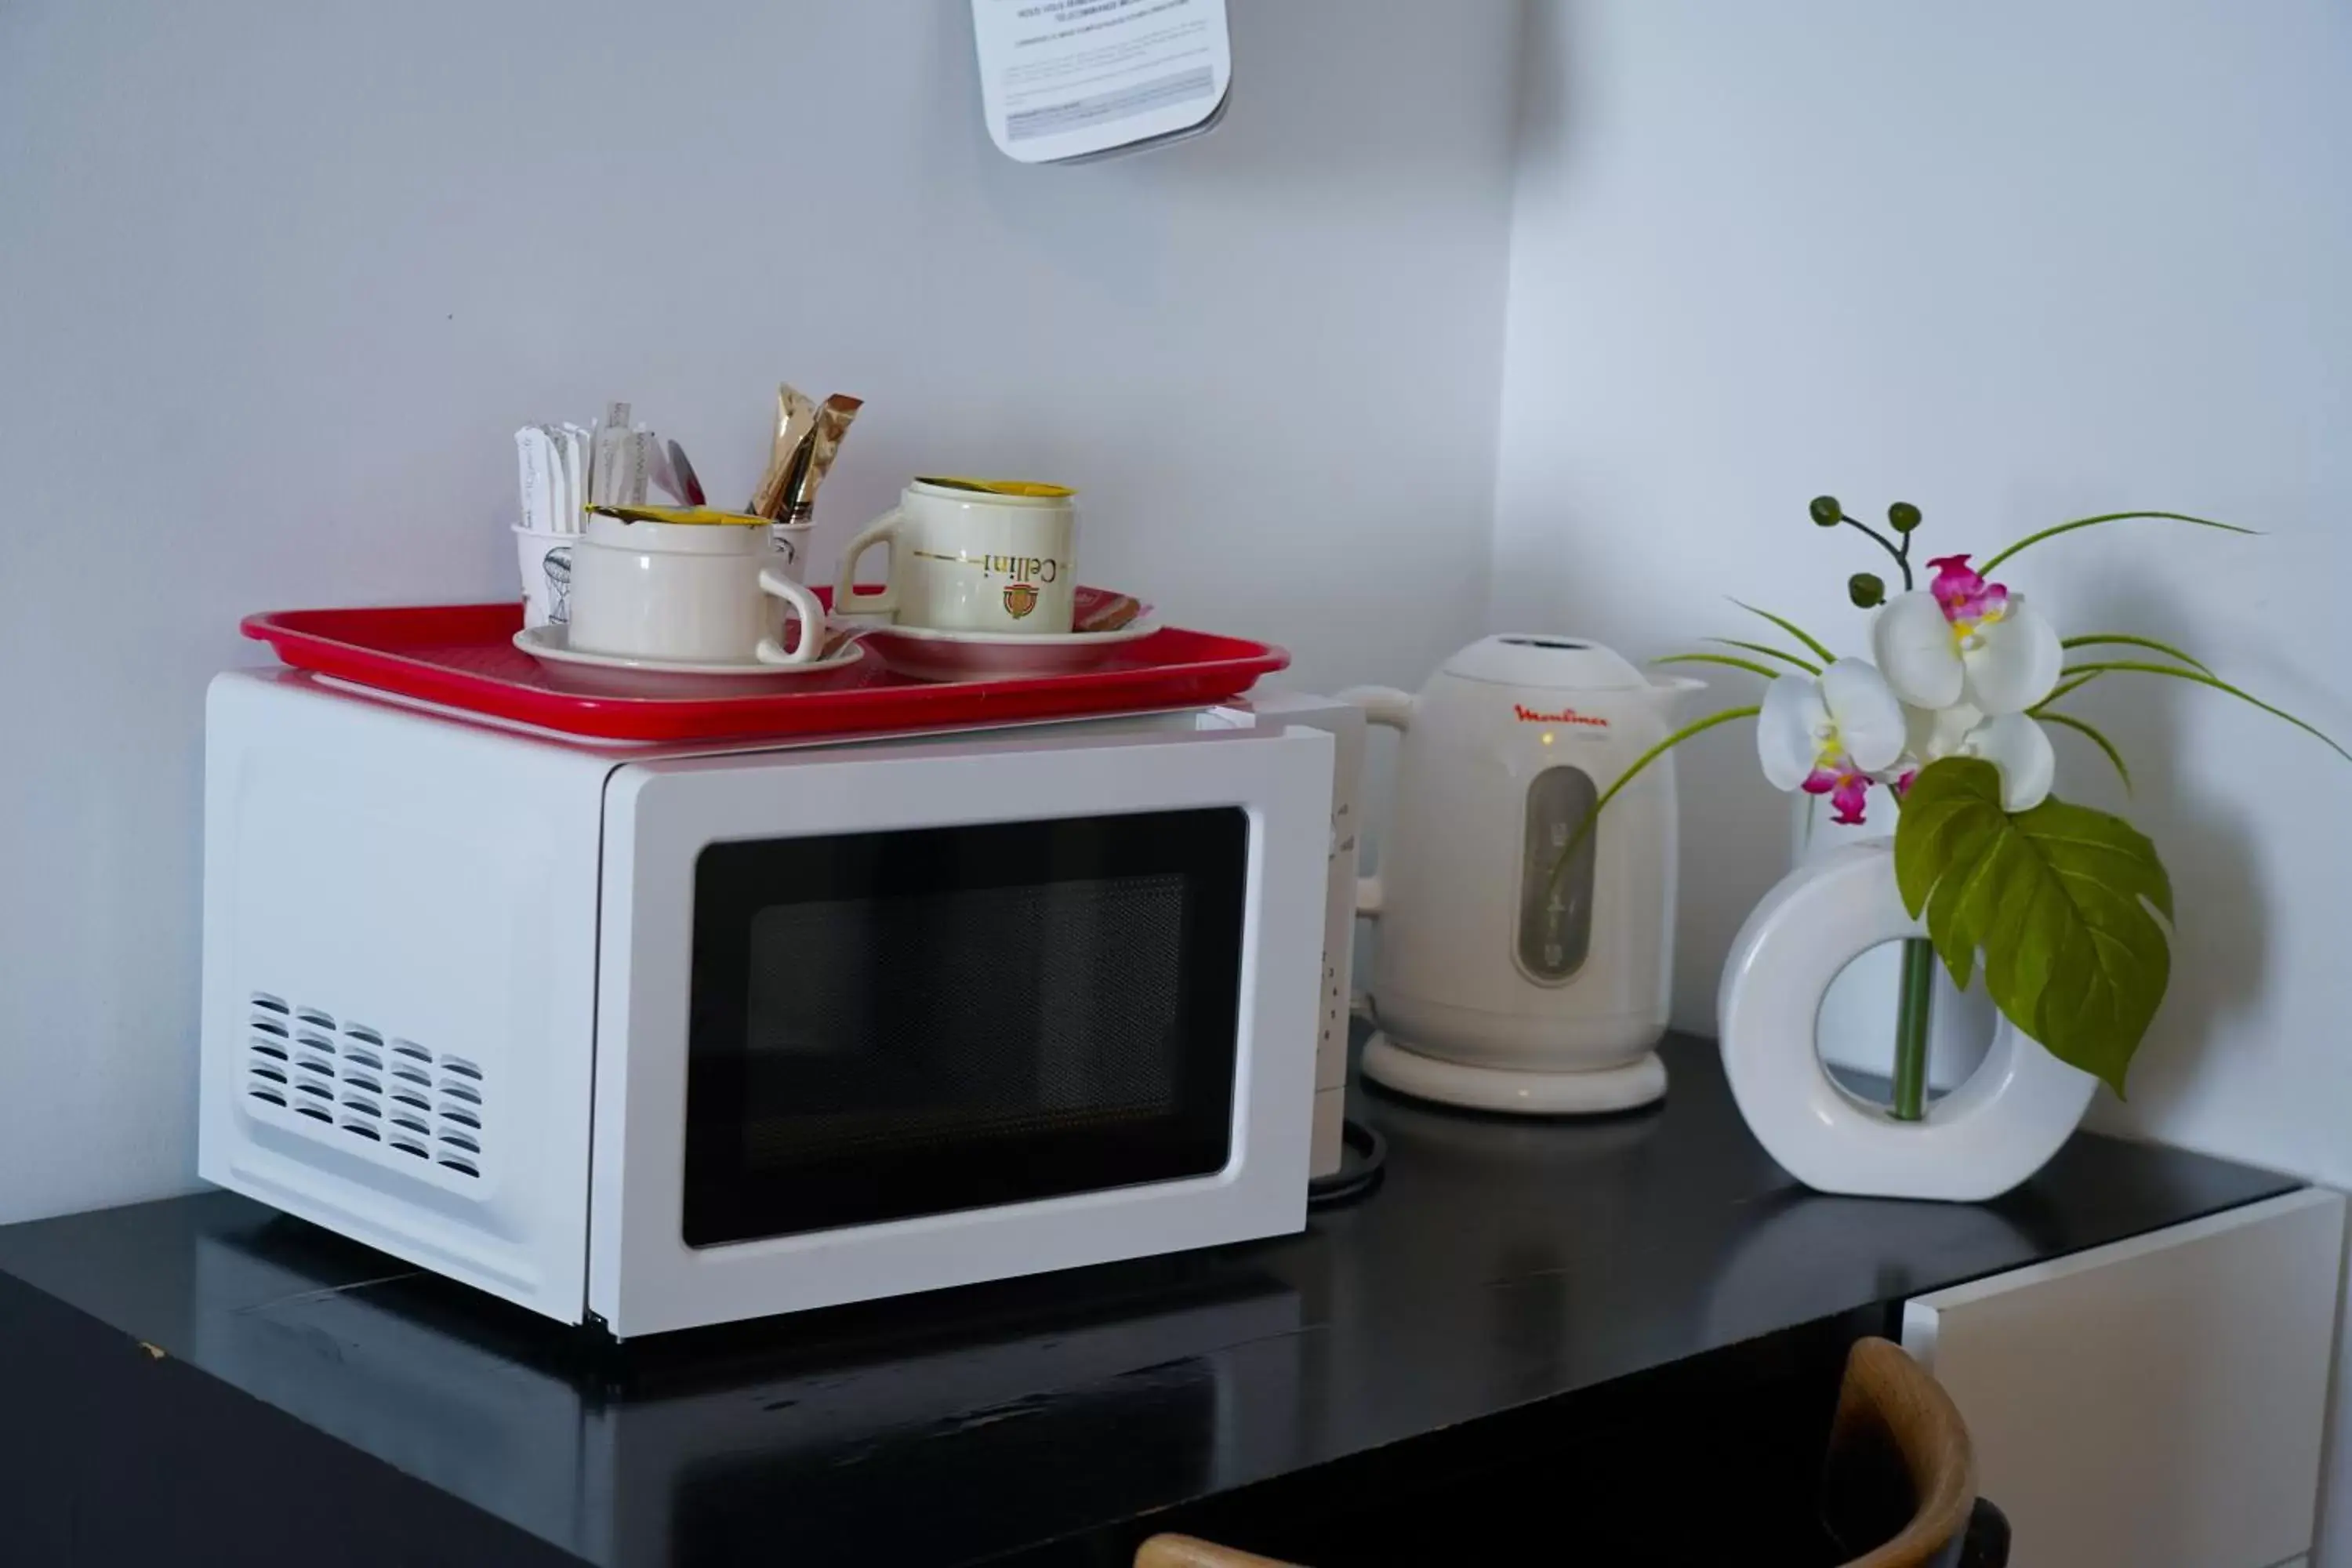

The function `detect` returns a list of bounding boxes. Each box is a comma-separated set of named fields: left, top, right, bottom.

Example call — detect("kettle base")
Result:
left=1363, top=1032, right=1667, bottom=1116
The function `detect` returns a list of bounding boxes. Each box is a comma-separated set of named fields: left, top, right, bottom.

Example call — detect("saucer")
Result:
left=514, top=623, right=864, bottom=695
left=853, top=617, right=1161, bottom=681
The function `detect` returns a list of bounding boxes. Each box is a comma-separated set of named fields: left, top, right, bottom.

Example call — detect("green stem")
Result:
left=1705, top=637, right=1822, bottom=675
left=2030, top=670, right=2103, bottom=712
left=1732, top=601, right=1836, bottom=666
left=1979, top=510, right=2257, bottom=574
left=1654, top=652, right=1787, bottom=682
left=1891, top=937, right=1936, bottom=1122
left=2060, top=633, right=2212, bottom=674
left=1544, top=706, right=1761, bottom=897
left=1839, top=514, right=1915, bottom=590
left=2035, top=710, right=2134, bottom=792
left=2058, top=660, right=2350, bottom=762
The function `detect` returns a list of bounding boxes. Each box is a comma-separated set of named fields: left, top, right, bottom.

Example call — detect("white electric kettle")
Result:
left=1345, top=637, right=1699, bottom=1114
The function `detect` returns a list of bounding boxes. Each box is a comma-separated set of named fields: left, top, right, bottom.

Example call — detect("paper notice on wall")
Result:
left=971, top=0, right=1231, bottom=165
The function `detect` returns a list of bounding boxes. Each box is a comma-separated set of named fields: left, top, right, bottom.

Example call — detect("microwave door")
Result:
left=589, top=725, right=1334, bottom=1339
left=685, top=806, right=1243, bottom=1245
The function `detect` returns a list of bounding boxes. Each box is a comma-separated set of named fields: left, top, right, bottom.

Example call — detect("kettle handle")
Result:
left=1338, top=687, right=1415, bottom=920
left=1338, top=685, right=1414, bottom=734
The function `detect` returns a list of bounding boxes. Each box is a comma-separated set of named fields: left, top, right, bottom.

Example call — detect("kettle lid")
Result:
left=1439, top=635, right=1650, bottom=691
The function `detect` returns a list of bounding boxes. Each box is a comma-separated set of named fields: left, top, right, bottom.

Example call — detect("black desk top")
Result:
left=0, top=1033, right=2296, bottom=1566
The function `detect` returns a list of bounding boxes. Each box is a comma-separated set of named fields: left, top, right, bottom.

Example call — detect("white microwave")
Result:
left=198, top=670, right=1360, bottom=1338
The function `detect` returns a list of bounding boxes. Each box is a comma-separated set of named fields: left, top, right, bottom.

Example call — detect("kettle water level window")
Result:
left=682, top=808, right=1250, bottom=1247
left=1520, top=767, right=1598, bottom=982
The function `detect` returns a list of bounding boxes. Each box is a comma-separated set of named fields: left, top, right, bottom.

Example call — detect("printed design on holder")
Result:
left=543, top=546, right=572, bottom=624
left=1004, top=582, right=1040, bottom=619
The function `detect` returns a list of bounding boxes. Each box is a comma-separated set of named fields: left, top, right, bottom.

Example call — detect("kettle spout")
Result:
left=1647, top=673, right=1708, bottom=712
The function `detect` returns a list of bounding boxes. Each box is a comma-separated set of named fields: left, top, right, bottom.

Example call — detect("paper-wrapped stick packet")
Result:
left=749, top=384, right=820, bottom=520
left=783, top=394, right=863, bottom=523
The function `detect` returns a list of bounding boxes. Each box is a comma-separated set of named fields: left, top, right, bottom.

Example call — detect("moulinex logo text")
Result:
left=1514, top=705, right=1609, bottom=727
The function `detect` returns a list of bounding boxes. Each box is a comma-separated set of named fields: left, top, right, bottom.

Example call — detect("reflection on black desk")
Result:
left=0, top=1032, right=2296, bottom=1566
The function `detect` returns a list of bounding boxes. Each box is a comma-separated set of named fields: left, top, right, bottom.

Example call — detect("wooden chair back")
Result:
left=1135, top=1537, right=1298, bottom=1568
left=1135, top=1338, right=2001, bottom=1568
left=1820, top=1337, right=1998, bottom=1567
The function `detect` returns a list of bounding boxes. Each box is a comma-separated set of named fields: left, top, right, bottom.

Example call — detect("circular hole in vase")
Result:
left=1813, top=939, right=1999, bottom=1115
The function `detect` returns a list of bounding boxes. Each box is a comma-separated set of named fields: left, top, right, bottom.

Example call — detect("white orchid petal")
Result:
left=1959, top=595, right=2064, bottom=715
left=1967, top=712, right=2056, bottom=811
left=1757, top=674, right=1830, bottom=791
left=1904, top=702, right=1983, bottom=765
left=1871, top=591, right=1965, bottom=710
left=1820, top=658, right=1907, bottom=772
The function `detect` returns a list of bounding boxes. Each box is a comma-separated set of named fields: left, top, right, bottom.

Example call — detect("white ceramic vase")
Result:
left=1717, top=840, right=2096, bottom=1202
left=1795, top=795, right=1997, bottom=1098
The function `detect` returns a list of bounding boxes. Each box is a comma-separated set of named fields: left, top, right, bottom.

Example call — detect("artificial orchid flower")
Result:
left=1904, top=700, right=1983, bottom=768
left=1902, top=701, right=2056, bottom=811
left=1807, top=758, right=1877, bottom=826
left=1757, top=659, right=1907, bottom=826
left=1871, top=554, right=2063, bottom=715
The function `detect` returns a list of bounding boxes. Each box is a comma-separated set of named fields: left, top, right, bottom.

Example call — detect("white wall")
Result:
left=0, top=0, right=1523, bottom=1225
left=1489, top=1, right=2352, bottom=1557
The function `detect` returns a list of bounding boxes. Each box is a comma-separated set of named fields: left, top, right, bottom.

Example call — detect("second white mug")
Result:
left=835, top=478, right=1077, bottom=634
left=568, top=512, right=826, bottom=665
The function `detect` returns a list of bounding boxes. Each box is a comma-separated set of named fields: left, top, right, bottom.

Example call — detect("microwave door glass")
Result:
left=682, top=808, right=1250, bottom=1247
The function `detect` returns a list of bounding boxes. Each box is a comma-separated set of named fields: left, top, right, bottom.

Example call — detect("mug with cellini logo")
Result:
left=835, top=478, right=1077, bottom=634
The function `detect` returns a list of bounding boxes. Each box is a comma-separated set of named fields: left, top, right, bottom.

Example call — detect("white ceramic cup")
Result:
left=567, top=513, right=826, bottom=665
left=835, top=480, right=1077, bottom=634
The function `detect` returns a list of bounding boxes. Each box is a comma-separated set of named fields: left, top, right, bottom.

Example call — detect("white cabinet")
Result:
left=1903, top=1189, right=2344, bottom=1568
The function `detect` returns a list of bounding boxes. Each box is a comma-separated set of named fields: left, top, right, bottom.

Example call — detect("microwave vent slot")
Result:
left=241, top=993, right=488, bottom=1184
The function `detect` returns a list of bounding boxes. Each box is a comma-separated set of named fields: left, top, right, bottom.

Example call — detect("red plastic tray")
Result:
left=241, top=593, right=1290, bottom=743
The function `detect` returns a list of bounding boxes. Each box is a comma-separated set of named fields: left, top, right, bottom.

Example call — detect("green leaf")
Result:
left=1978, top=511, right=2257, bottom=574
left=1654, top=652, right=1784, bottom=681
left=2060, top=633, right=2212, bottom=673
left=1704, top=637, right=1822, bottom=674
left=1730, top=600, right=1835, bottom=665
left=2036, top=710, right=2132, bottom=793
left=1894, top=758, right=2172, bottom=1094
left=1546, top=706, right=1761, bottom=896
left=2060, top=660, right=2351, bottom=764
